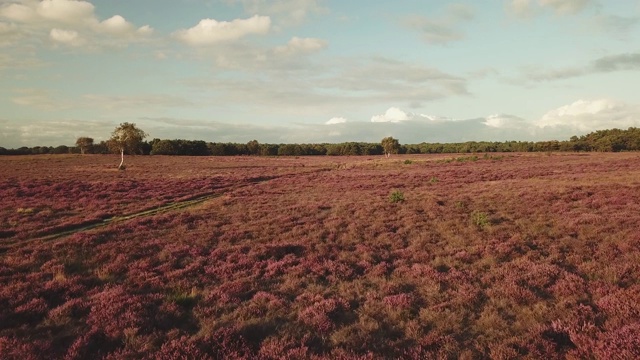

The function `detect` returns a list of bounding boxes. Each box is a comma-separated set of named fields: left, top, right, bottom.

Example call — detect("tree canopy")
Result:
left=108, top=123, right=148, bottom=169
left=381, top=137, right=400, bottom=158
left=75, top=137, right=94, bottom=155
left=108, top=123, right=148, bottom=155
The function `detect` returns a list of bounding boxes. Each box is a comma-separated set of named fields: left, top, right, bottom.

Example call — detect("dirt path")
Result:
left=0, top=168, right=335, bottom=254
left=0, top=192, right=221, bottom=253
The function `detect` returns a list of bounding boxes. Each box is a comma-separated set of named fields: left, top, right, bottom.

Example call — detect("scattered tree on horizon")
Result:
left=247, top=140, right=260, bottom=155
left=381, top=136, right=400, bottom=158
left=75, top=137, right=94, bottom=155
left=107, top=123, right=148, bottom=170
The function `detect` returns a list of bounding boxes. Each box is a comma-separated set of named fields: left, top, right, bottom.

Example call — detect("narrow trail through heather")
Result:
left=0, top=192, right=221, bottom=253
left=0, top=168, right=334, bottom=253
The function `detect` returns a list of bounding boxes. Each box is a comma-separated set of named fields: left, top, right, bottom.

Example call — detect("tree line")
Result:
left=3, top=126, right=640, bottom=157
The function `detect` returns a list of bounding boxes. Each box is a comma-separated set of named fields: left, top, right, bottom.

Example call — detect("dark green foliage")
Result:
left=381, top=137, right=400, bottom=157
left=5, top=127, right=640, bottom=156
left=389, top=190, right=405, bottom=203
left=151, top=139, right=209, bottom=156
left=471, top=210, right=489, bottom=228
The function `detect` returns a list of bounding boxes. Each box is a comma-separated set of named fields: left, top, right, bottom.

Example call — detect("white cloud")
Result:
left=0, top=0, right=153, bottom=49
left=49, top=28, right=84, bottom=46
left=537, top=99, right=640, bottom=131
left=274, top=36, right=327, bottom=55
left=326, top=117, right=347, bottom=125
left=36, top=0, right=95, bottom=25
left=0, top=2, right=37, bottom=22
left=137, top=25, right=154, bottom=36
left=370, top=107, right=448, bottom=123
left=173, top=15, right=271, bottom=46
left=96, top=15, right=134, bottom=34
left=371, top=107, right=411, bottom=123
left=484, top=113, right=528, bottom=128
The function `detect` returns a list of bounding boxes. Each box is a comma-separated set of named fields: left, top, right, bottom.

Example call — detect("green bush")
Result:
left=471, top=210, right=490, bottom=228
left=389, top=190, right=405, bottom=203
left=404, top=159, right=413, bottom=164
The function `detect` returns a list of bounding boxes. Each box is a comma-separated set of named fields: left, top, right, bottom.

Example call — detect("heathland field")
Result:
left=1, top=153, right=639, bottom=359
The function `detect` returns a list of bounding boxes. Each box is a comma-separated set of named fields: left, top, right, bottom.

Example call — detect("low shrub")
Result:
left=471, top=211, right=489, bottom=228
left=389, top=190, right=405, bottom=203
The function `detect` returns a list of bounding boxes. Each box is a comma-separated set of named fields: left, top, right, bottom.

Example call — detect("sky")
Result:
left=1, top=0, right=640, bottom=148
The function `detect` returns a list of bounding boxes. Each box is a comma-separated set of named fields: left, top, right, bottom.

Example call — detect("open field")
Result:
left=1, top=153, right=640, bottom=359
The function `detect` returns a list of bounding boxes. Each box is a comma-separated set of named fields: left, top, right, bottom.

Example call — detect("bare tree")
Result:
left=108, top=123, right=148, bottom=170
left=75, top=137, right=94, bottom=155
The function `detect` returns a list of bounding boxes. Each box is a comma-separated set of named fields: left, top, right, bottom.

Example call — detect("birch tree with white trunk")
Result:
left=381, top=136, right=400, bottom=158
left=108, top=123, right=148, bottom=170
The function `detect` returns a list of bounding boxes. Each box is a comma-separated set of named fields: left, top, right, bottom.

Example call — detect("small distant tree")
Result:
left=381, top=136, right=400, bottom=158
left=107, top=122, right=148, bottom=170
left=247, top=140, right=260, bottom=155
left=75, top=137, right=94, bottom=155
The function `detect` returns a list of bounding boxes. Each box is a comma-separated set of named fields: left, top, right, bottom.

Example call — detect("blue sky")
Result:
left=1, top=0, right=639, bottom=147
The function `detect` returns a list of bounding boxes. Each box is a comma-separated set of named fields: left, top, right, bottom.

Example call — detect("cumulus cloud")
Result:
left=536, top=99, right=640, bottom=131
left=97, top=15, right=134, bottom=34
left=36, top=0, right=95, bottom=25
left=326, top=117, right=347, bottom=125
left=484, top=113, right=529, bottom=128
left=49, top=28, right=84, bottom=46
left=173, top=15, right=271, bottom=46
left=371, top=107, right=448, bottom=123
left=0, top=2, right=38, bottom=22
left=274, top=36, right=327, bottom=55
left=137, top=25, right=154, bottom=36
left=0, top=0, right=153, bottom=49
left=371, top=107, right=411, bottom=123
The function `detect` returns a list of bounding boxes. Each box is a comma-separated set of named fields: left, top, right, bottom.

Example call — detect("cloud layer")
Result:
left=0, top=0, right=153, bottom=49
left=5, top=99, right=639, bottom=148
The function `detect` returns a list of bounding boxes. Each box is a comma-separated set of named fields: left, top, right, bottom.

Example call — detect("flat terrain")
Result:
left=1, top=153, right=639, bottom=359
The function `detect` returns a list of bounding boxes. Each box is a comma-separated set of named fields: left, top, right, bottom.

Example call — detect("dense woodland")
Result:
left=2, top=127, right=640, bottom=156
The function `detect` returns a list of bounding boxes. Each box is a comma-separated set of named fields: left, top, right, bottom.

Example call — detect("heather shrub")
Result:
left=2, top=153, right=640, bottom=358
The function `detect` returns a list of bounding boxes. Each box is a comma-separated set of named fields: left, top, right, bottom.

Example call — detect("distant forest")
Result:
left=3, top=127, right=640, bottom=156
